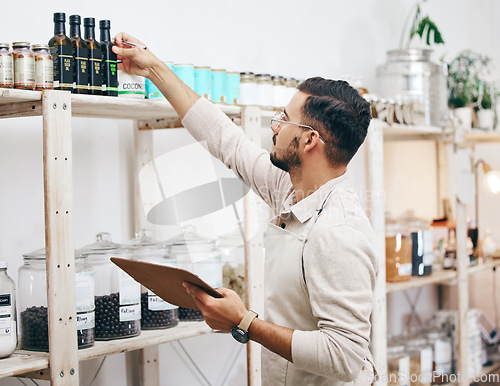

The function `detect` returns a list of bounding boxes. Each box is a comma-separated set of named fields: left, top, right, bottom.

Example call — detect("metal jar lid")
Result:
left=12, top=42, right=31, bottom=48
left=32, top=44, right=50, bottom=51
left=0, top=43, right=10, bottom=49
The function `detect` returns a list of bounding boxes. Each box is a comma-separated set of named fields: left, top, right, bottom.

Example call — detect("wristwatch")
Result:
left=231, top=310, right=258, bottom=344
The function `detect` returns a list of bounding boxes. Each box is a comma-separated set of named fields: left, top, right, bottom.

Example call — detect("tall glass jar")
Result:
left=406, top=337, right=433, bottom=386
left=426, top=330, right=452, bottom=384
left=239, top=72, right=257, bottom=106
left=124, top=229, right=179, bottom=330
left=402, top=211, right=433, bottom=277
left=219, top=225, right=245, bottom=301
left=80, top=232, right=141, bottom=340
left=0, top=261, right=17, bottom=358
left=167, top=226, right=223, bottom=321
left=386, top=215, right=412, bottom=282
left=18, top=248, right=95, bottom=351
left=0, top=43, right=13, bottom=88
left=387, top=343, right=410, bottom=386
left=255, top=73, right=274, bottom=108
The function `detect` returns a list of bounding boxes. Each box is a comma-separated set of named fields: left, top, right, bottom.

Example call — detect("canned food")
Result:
left=211, top=69, right=226, bottom=103
left=173, top=63, right=194, bottom=90
left=118, top=70, right=145, bottom=98
left=226, top=71, right=240, bottom=105
left=256, top=73, right=273, bottom=108
left=239, top=72, right=257, bottom=106
left=194, top=66, right=212, bottom=100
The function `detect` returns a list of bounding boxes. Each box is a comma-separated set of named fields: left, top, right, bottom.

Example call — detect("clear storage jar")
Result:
left=80, top=232, right=141, bottom=340
left=255, top=73, right=274, bottom=108
left=219, top=225, right=245, bottom=301
left=426, top=330, right=452, bottom=384
left=0, top=261, right=17, bottom=358
left=406, top=337, right=433, bottom=386
left=0, top=43, right=13, bottom=88
left=32, top=44, right=53, bottom=91
left=387, top=343, right=410, bottom=386
left=12, top=42, right=35, bottom=90
left=124, top=229, right=178, bottom=330
left=386, top=215, right=412, bottom=282
left=239, top=72, right=257, bottom=106
left=402, top=211, right=433, bottom=277
left=19, top=248, right=95, bottom=351
left=167, top=226, right=223, bottom=321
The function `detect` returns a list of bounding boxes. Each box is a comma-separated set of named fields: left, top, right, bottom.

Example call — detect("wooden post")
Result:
left=242, top=106, right=265, bottom=386
left=366, top=119, right=387, bottom=383
left=42, top=90, right=79, bottom=384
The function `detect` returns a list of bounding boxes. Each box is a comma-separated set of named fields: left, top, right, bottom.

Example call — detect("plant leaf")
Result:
left=417, top=17, right=445, bottom=45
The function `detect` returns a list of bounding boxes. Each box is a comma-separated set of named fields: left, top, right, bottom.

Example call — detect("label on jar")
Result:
left=76, top=271, right=95, bottom=313
left=0, top=56, right=13, bottom=86
left=119, top=270, right=141, bottom=306
left=147, top=291, right=178, bottom=311
left=434, top=339, right=452, bottom=375
left=0, top=294, right=12, bottom=336
left=77, top=310, right=95, bottom=330
left=398, top=263, right=412, bottom=277
left=35, top=58, right=54, bottom=89
left=50, top=44, right=73, bottom=90
left=119, top=304, right=141, bottom=322
left=118, top=71, right=146, bottom=97
left=398, top=355, right=410, bottom=386
left=14, top=57, right=35, bottom=88
left=420, top=346, right=433, bottom=382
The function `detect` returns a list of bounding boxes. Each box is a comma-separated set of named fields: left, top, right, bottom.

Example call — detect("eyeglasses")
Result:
left=270, top=111, right=327, bottom=143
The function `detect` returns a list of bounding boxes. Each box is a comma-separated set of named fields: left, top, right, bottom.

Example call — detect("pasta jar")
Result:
left=80, top=232, right=141, bottom=340
left=0, top=261, right=17, bottom=358
left=166, top=226, right=223, bottom=321
left=0, top=43, right=13, bottom=88
left=385, top=215, right=412, bottom=282
left=239, top=72, right=257, bottom=106
left=255, top=73, right=274, bottom=108
left=406, top=337, right=433, bottom=386
left=12, top=42, right=35, bottom=90
left=219, top=224, right=245, bottom=301
left=19, top=248, right=95, bottom=351
left=124, top=229, right=179, bottom=330
left=32, top=44, right=54, bottom=91
left=387, top=343, right=410, bottom=386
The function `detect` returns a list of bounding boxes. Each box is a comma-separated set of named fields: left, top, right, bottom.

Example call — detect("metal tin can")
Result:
left=145, top=61, right=172, bottom=99
left=173, top=63, right=195, bottom=90
left=239, top=72, right=257, bottom=106
left=256, top=73, right=274, bottom=108
left=194, top=66, right=212, bottom=100
left=226, top=71, right=240, bottom=105
left=32, top=44, right=54, bottom=91
left=12, top=42, right=35, bottom=90
left=0, top=43, right=13, bottom=88
left=211, top=69, right=226, bottom=104
left=118, top=70, right=145, bottom=98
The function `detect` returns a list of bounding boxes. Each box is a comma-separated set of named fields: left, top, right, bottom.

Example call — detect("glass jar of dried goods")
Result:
left=0, top=44, right=13, bottom=88
left=12, top=42, right=35, bottom=90
left=386, top=215, right=412, bottom=282
left=32, top=44, right=54, bottom=90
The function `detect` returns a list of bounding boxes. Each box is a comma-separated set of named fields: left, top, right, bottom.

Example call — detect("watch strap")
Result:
left=238, top=310, right=258, bottom=332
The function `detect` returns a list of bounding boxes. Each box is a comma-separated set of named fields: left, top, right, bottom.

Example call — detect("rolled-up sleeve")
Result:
left=291, top=223, right=377, bottom=382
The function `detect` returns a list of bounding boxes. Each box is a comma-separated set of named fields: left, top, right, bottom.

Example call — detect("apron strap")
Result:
left=299, top=188, right=336, bottom=241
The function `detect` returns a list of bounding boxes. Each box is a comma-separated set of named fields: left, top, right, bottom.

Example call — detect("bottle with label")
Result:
left=83, top=17, right=102, bottom=95
left=99, top=20, right=118, bottom=97
left=32, top=44, right=54, bottom=91
left=12, top=42, right=35, bottom=90
left=443, top=229, right=456, bottom=270
left=69, top=15, right=88, bottom=94
left=0, top=43, right=13, bottom=88
left=0, top=261, right=17, bottom=358
left=48, top=12, right=73, bottom=91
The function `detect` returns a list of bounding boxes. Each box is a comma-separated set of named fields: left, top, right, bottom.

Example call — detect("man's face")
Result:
left=270, top=91, right=310, bottom=173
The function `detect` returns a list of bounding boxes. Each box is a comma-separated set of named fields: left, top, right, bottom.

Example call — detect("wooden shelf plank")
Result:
left=464, top=131, right=500, bottom=143
left=386, top=269, right=457, bottom=293
left=382, top=122, right=452, bottom=141
left=467, top=259, right=500, bottom=275
left=0, top=321, right=212, bottom=379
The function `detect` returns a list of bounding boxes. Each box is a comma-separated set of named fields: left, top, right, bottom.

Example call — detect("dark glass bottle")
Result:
left=84, top=17, right=102, bottom=95
left=69, top=15, right=88, bottom=94
left=48, top=12, right=73, bottom=91
left=99, top=20, right=118, bottom=97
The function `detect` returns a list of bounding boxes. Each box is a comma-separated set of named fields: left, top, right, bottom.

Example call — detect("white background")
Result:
left=1, top=0, right=500, bottom=385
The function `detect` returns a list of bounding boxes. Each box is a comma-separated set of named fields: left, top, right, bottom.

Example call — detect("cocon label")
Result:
left=0, top=294, right=12, bottom=336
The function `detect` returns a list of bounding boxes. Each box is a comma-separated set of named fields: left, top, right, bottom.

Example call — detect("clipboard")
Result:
left=110, top=257, right=222, bottom=310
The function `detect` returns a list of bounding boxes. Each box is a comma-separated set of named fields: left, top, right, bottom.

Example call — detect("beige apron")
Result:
left=261, top=189, right=375, bottom=385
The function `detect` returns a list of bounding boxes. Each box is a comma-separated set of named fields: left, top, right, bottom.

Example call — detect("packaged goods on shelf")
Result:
left=12, top=42, right=35, bottom=90
left=99, top=19, right=118, bottom=96
left=118, top=70, right=146, bottom=98
left=83, top=17, right=102, bottom=95
left=145, top=61, right=172, bottom=99
left=211, top=68, right=226, bottom=103
left=255, top=73, right=273, bottom=108
left=0, top=261, right=17, bottom=358
left=239, top=72, right=257, bottom=106
left=402, top=211, right=434, bottom=277
left=0, top=43, right=13, bottom=88
left=387, top=342, right=410, bottom=386
left=219, top=225, right=245, bottom=300
left=32, top=44, right=53, bottom=90
left=49, top=13, right=73, bottom=91
left=226, top=71, right=240, bottom=105
left=194, top=66, right=212, bottom=100
left=385, top=214, right=412, bottom=282
left=69, top=14, right=88, bottom=94
left=173, top=63, right=195, bottom=90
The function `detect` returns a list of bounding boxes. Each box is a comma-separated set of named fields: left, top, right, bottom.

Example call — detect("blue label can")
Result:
left=173, top=63, right=195, bottom=90
left=226, top=71, right=240, bottom=105
left=212, top=69, right=226, bottom=104
left=194, top=66, right=212, bottom=100
left=145, top=61, right=173, bottom=99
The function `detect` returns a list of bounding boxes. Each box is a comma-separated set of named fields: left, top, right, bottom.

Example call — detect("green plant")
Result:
left=400, top=0, right=445, bottom=49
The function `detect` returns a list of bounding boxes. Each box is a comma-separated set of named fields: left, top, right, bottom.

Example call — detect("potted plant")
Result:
left=400, top=0, right=445, bottom=49
left=476, top=81, right=498, bottom=130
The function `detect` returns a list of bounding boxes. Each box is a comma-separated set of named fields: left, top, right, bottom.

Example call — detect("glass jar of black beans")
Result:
left=19, top=248, right=96, bottom=351
left=80, top=232, right=141, bottom=340
left=124, top=229, right=179, bottom=330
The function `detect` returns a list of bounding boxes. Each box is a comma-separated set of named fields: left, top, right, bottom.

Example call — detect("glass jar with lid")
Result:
left=12, top=42, right=35, bottom=90
left=0, top=43, right=13, bottom=88
left=239, top=72, right=257, bottom=106
left=402, top=210, right=433, bottom=277
left=425, top=330, right=452, bottom=384
left=387, top=343, right=410, bottom=386
left=386, top=214, right=412, bottom=282
left=272, top=75, right=286, bottom=109
left=0, top=261, right=17, bottom=358
left=32, top=44, right=53, bottom=91
left=255, top=73, right=274, bottom=108
left=80, top=232, right=140, bottom=340
left=19, top=248, right=95, bottom=351
left=124, top=229, right=179, bottom=330
left=167, top=226, right=223, bottom=321
left=406, top=336, right=433, bottom=386
left=219, top=224, right=245, bottom=302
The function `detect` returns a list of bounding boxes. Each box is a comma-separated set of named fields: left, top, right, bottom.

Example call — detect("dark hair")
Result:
left=297, top=77, right=371, bottom=167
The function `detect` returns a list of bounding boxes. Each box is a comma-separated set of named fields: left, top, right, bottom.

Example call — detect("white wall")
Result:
left=1, top=0, right=500, bottom=385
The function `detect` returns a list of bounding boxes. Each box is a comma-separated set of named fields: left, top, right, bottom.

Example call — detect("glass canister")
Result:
left=167, top=226, right=223, bottom=321
left=80, top=232, right=141, bottom=340
left=426, top=330, right=452, bottom=384
left=284, top=77, right=297, bottom=104
left=388, top=343, right=411, bottom=386
left=124, top=229, right=179, bottom=330
left=225, top=71, right=240, bottom=105
left=19, top=248, right=95, bottom=351
left=32, top=44, right=54, bottom=91
left=0, top=261, right=17, bottom=358
left=0, top=43, right=13, bottom=88
left=402, top=211, right=433, bottom=277
left=219, top=225, right=245, bottom=301
left=272, top=75, right=286, bottom=109
left=386, top=215, right=412, bottom=282
left=255, top=73, right=274, bottom=108
left=12, top=42, right=35, bottom=90
left=406, top=337, right=433, bottom=386
left=239, top=72, right=257, bottom=106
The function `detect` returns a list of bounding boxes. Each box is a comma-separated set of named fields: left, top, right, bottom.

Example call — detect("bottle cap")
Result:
left=69, top=15, right=81, bottom=24
left=53, top=12, right=66, bottom=22
left=0, top=261, right=7, bottom=269
left=99, top=20, right=111, bottom=29
left=84, top=17, right=95, bottom=27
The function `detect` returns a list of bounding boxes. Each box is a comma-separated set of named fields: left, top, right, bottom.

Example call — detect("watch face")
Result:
left=231, top=327, right=249, bottom=344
